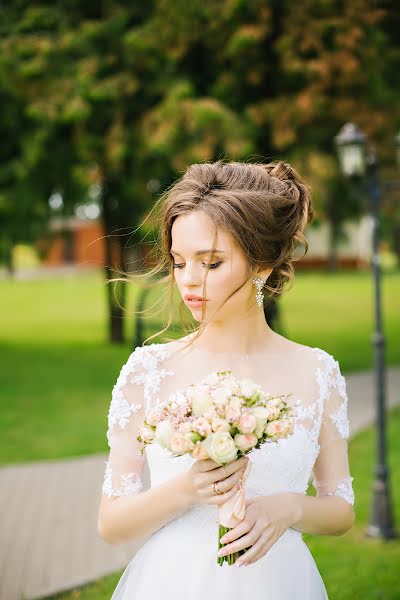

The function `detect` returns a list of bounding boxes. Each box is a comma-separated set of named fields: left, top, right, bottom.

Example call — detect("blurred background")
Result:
left=0, top=2, right=399, bottom=599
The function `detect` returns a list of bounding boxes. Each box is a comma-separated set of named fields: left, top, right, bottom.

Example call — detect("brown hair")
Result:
left=109, top=159, right=314, bottom=352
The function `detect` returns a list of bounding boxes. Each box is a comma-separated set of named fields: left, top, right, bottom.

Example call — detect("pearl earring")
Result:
left=252, top=277, right=266, bottom=307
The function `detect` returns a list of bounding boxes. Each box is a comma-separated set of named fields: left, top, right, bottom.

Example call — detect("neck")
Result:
left=189, top=309, right=278, bottom=355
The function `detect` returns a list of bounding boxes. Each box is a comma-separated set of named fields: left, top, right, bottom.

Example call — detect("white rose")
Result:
left=211, top=385, right=232, bottom=407
left=228, top=396, right=243, bottom=411
left=223, top=377, right=241, bottom=396
left=251, top=406, right=271, bottom=437
left=203, top=431, right=238, bottom=465
left=240, top=379, right=262, bottom=398
left=190, top=387, right=214, bottom=416
left=155, top=419, right=175, bottom=449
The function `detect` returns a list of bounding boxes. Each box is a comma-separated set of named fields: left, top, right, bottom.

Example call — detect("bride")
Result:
left=97, top=160, right=355, bottom=599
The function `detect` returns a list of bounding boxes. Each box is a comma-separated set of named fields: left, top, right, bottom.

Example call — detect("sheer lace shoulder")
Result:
left=309, top=348, right=355, bottom=507
left=101, top=343, right=175, bottom=500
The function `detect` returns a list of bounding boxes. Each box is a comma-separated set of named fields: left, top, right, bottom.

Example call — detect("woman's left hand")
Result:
left=218, top=493, right=300, bottom=567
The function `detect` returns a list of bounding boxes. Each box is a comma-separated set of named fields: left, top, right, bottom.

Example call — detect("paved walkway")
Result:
left=0, top=367, right=399, bottom=600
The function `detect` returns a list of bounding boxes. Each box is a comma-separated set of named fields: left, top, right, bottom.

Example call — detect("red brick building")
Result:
left=37, top=217, right=106, bottom=268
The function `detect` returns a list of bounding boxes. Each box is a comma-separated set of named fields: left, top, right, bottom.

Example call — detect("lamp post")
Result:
left=334, top=123, right=398, bottom=540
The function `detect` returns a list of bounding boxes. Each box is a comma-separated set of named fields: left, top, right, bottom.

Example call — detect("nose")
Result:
left=181, top=262, right=202, bottom=287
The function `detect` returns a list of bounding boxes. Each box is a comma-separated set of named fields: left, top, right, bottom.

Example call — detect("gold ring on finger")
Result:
left=214, top=481, right=224, bottom=495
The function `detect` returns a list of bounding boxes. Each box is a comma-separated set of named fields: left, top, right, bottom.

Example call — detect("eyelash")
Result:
left=172, top=262, right=222, bottom=270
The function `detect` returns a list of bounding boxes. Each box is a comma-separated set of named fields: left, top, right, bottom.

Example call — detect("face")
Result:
left=170, top=210, right=270, bottom=322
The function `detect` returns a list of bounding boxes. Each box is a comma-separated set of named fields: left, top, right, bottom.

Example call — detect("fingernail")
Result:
left=235, top=561, right=243, bottom=567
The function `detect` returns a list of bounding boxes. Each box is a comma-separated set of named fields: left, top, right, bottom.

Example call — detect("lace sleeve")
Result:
left=101, top=349, right=147, bottom=500
left=101, top=343, right=175, bottom=501
left=311, top=352, right=355, bottom=507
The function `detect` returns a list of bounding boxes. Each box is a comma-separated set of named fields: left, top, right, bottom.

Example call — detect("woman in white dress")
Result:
left=97, top=160, right=355, bottom=599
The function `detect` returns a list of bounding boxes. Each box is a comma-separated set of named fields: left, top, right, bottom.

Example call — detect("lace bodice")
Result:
left=101, top=341, right=355, bottom=511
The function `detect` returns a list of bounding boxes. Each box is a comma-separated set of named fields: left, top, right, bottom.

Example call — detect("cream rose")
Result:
left=203, top=431, right=238, bottom=465
left=155, top=419, right=175, bottom=449
left=140, top=425, right=156, bottom=443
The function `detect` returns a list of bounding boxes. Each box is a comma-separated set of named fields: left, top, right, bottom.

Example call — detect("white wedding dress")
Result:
left=100, top=338, right=355, bottom=599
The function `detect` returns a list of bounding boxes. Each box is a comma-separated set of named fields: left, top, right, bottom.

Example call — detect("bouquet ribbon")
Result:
left=217, top=460, right=252, bottom=528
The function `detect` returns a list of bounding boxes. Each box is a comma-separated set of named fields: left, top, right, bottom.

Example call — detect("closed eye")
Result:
left=172, top=262, right=222, bottom=270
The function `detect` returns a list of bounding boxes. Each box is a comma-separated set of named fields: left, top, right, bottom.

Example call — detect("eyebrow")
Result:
left=170, top=249, right=226, bottom=256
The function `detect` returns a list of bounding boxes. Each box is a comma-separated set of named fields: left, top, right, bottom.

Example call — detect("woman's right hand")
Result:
left=182, top=455, right=249, bottom=507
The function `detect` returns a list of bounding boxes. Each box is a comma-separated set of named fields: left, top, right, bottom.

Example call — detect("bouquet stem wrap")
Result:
left=217, top=460, right=252, bottom=566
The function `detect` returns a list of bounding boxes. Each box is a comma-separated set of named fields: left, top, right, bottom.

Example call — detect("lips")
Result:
left=184, top=294, right=206, bottom=301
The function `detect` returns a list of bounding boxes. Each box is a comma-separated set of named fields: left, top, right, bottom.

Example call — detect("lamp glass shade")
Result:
left=335, top=123, right=367, bottom=177
left=337, top=143, right=366, bottom=177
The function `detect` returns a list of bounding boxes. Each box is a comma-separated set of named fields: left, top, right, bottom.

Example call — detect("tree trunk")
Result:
left=5, top=240, right=15, bottom=277
left=101, top=179, right=126, bottom=344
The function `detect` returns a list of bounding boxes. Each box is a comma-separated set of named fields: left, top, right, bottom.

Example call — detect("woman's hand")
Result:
left=217, top=493, right=300, bottom=566
left=183, top=455, right=249, bottom=507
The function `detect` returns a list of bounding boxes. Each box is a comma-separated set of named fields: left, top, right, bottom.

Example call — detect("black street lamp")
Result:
left=334, top=123, right=398, bottom=540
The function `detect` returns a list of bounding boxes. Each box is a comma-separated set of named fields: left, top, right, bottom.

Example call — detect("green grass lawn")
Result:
left=41, top=404, right=400, bottom=600
left=0, top=268, right=399, bottom=464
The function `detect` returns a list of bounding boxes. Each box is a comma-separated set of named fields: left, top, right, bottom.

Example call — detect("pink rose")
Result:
left=211, top=417, right=231, bottom=433
left=225, top=406, right=242, bottom=424
left=192, top=441, right=210, bottom=460
left=192, top=416, right=212, bottom=437
left=237, top=413, right=257, bottom=434
left=265, top=418, right=293, bottom=440
left=234, top=432, right=258, bottom=452
left=170, top=432, right=194, bottom=454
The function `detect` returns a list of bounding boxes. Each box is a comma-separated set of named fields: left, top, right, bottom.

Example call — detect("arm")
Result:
left=287, top=492, right=354, bottom=536
left=99, top=471, right=193, bottom=545
left=97, top=347, right=194, bottom=545
left=289, top=352, right=355, bottom=536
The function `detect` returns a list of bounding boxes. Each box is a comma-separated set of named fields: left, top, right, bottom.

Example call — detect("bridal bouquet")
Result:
left=137, top=370, right=295, bottom=566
